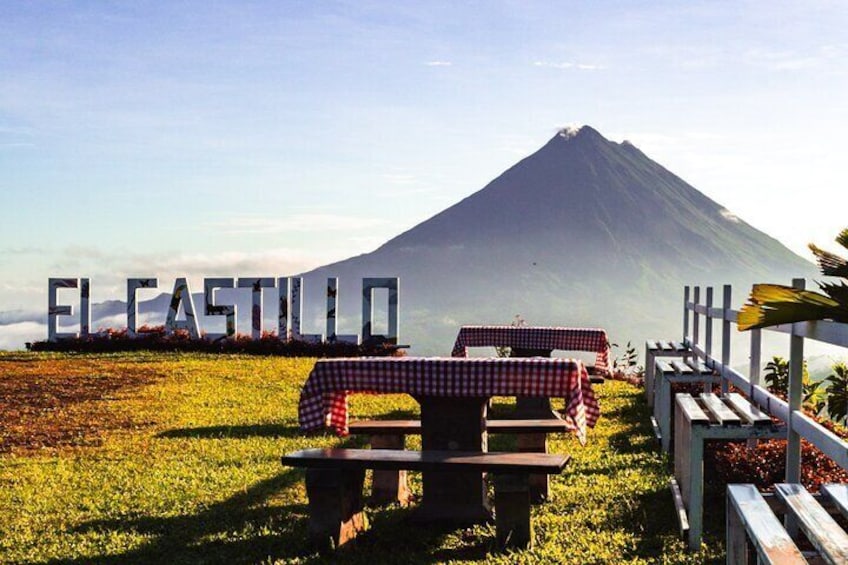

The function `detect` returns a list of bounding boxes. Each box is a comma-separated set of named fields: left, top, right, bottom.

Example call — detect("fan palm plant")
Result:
left=738, top=228, right=848, bottom=330
left=826, top=362, right=848, bottom=423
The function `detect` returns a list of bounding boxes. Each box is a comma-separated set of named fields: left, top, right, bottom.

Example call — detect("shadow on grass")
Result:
left=48, top=428, right=487, bottom=565
left=156, top=423, right=305, bottom=440
left=53, top=469, right=313, bottom=565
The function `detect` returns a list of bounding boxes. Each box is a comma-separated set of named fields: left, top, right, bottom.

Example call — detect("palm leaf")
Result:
left=818, top=280, right=848, bottom=305
left=837, top=228, right=848, bottom=252
left=737, top=284, right=846, bottom=330
left=809, top=243, right=848, bottom=278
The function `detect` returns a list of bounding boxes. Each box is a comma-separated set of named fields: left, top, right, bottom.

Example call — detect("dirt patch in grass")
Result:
left=0, top=355, right=165, bottom=454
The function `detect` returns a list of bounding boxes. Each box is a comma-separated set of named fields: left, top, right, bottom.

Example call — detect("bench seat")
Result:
left=672, top=393, right=785, bottom=549
left=727, top=483, right=848, bottom=564
left=644, top=339, right=691, bottom=408
left=282, top=447, right=570, bottom=551
left=653, top=358, right=721, bottom=452
left=349, top=419, right=569, bottom=504
left=349, top=418, right=570, bottom=435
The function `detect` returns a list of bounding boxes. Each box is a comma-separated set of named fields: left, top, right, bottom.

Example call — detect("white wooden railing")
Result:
left=684, top=280, right=848, bottom=480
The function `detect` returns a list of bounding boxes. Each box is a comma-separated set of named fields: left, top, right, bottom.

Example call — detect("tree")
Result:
left=762, top=355, right=825, bottom=414
left=826, top=362, right=848, bottom=423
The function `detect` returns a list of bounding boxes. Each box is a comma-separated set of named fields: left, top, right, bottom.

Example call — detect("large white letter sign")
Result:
left=127, top=278, right=158, bottom=337
left=48, top=278, right=90, bottom=341
left=165, top=278, right=200, bottom=338
left=204, top=278, right=236, bottom=340
left=326, top=278, right=359, bottom=344
left=361, top=277, right=399, bottom=345
left=237, top=277, right=275, bottom=339
left=277, top=277, right=290, bottom=340
left=290, top=277, right=323, bottom=343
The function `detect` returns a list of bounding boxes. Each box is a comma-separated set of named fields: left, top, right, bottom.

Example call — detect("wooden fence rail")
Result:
left=683, top=280, right=848, bottom=477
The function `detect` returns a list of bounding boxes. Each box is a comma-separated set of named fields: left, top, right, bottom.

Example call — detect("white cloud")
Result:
left=204, top=214, right=390, bottom=235
left=533, top=61, right=604, bottom=70
left=0, top=321, right=44, bottom=350
left=425, top=61, right=452, bottom=66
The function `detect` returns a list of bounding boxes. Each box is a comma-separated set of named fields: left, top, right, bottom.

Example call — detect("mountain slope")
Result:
left=304, top=126, right=813, bottom=355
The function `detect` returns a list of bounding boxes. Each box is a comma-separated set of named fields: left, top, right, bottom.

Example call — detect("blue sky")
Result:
left=2, top=1, right=848, bottom=342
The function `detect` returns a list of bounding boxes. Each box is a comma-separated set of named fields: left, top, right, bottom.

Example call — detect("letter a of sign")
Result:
left=165, top=278, right=200, bottom=338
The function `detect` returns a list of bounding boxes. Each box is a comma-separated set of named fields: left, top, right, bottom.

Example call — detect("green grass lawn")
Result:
left=0, top=352, right=724, bottom=564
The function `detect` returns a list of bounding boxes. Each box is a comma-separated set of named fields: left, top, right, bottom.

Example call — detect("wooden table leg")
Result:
left=370, top=434, right=412, bottom=506
left=416, top=395, right=491, bottom=524
left=305, top=468, right=367, bottom=549
left=512, top=348, right=562, bottom=420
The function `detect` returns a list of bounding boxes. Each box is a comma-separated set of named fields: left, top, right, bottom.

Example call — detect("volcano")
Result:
left=300, top=126, right=813, bottom=355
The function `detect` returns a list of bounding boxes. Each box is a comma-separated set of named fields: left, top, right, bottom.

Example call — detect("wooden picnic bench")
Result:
left=349, top=418, right=570, bottom=504
left=652, top=358, right=721, bottom=452
left=726, top=483, right=848, bottom=564
left=644, top=339, right=691, bottom=408
left=281, top=447, right=570, bottom=550
left=671, top=392, right=786, bottom=549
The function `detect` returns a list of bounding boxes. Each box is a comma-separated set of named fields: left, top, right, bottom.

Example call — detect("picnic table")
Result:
left=298, top=356, right=598, bottom=522
left=451, top=326, right=610, bottom=418
left=451, top=326, right=611, bottom=375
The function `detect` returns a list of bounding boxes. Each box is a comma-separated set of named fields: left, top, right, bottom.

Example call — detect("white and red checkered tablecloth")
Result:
left=451, top=326, right=610, bottom=375
left=298, top=356, right=599, bottom=445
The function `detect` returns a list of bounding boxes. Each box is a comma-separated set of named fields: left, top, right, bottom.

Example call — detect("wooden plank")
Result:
left=699, top=393, right=741, bottom=426
left=685, top=358, right=711, bottom=374
left=775, top=483, right=848, bottom=564
left=349, top=419, right=571, bottom=435
left=670, top=360, right=693, bottom=375
left=727, top=484, right=806, bottom=564
left=789, top=410, right=848, bottom=470
left=671, top=341, right=688, bottom=353
left=724, top=393, right=773, bottom=426
left=650, top=416, right=662, bottom=446
left=675, top=394, right=709, bottom=425
left=657, top=359, right=676, bottom=374
left=821, top=484, right=848, bottom=520
left=646, top=339, right=659, bottom=351
left=658, top=339, right=673, bottom=351
left=282, top=448, right=571, bottom=474
left=768, top=320, right=848, bottom=349
left=669, top=478, right=689, bottom=537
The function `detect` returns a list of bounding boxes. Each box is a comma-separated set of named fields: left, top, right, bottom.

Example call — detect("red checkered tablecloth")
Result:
left=451, top=326, right=610, bottom=375
left=298, top=356, right=599, bottom=445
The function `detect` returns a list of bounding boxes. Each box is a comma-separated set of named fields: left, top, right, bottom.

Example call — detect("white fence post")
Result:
left=683, top=286, right=690, bottom=342
left=721, top=285, right=731, bottom=395
left=786, top=278, right=805, bottom=484
left=693, top=286, right=701, bottom=348
left=705, top=286, right=714, bottom=360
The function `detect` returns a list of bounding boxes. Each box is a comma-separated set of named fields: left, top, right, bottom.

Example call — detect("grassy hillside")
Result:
left=0, top=352, right=722, bottom=564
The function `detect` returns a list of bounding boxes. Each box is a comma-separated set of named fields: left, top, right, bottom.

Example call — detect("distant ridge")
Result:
left=304, top=126, right=813, bottom=354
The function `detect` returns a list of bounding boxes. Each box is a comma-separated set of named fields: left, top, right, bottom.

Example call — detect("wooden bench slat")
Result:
left=657, top=359, right=675, bottom=374
left=349, top=419, right=571, bottom=435
left=282, top=448, right=570, bottom=474
left=724, top=393, right=773, bottom=426
left=675, top=393, right=710, bottom=425
left=727, top=484, right=806, bottom=563
left=670, top=360, right=694, bottom=375
left=699, top=393, right=741, bottom=426
left=821, top=484, right=848, bottom=519
left=671, top=341, right=688, bottom=352
left=775, top=483, right=848, bottom=564
left=685, top=358, right=711, bottom=374
left=646, top=339, right=659, bottom=350
left=658, top=340, right=673, bottom=351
